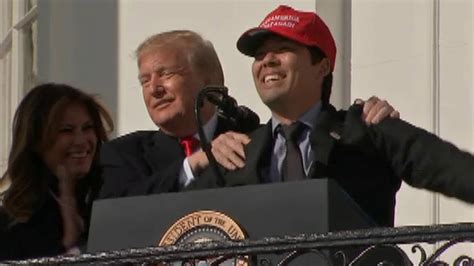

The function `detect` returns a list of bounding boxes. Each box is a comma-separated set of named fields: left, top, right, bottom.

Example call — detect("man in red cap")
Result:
left=193, top=5, right=474, bottom=227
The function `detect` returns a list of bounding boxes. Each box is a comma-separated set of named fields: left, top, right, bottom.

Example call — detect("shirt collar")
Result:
left=271, top=101, right=322, bottom=136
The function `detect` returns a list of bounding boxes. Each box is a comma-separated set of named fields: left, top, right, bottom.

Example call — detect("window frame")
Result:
left=0, top=0, right=37, bottom=187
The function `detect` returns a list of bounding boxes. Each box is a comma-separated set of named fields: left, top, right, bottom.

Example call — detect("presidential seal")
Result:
left=159, top=210, right=248, bottom=265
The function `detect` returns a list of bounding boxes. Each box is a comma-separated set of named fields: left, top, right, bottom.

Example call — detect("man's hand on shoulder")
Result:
left=354, top=96, right=400, bottom=125
left=212, top=131, right=251, bottom=171
left=187, top=131, right=251, bottom=175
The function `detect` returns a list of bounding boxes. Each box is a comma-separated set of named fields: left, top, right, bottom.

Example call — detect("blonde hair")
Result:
left=136, top=30, right=224, bottom=86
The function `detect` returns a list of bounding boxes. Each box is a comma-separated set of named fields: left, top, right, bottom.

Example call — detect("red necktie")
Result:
left=180, top=136, right=200, bottom=156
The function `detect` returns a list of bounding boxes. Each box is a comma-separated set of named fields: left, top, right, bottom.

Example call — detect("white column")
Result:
left=316, top=0, right=351, bottom=109
left=0, top=0, right=13, bottom=178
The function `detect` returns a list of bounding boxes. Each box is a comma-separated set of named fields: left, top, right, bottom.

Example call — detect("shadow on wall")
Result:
left=37, top=0, right=119, bottom=137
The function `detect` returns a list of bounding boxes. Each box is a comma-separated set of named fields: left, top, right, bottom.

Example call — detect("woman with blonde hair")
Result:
left=0, top=83, right=113, bottom=260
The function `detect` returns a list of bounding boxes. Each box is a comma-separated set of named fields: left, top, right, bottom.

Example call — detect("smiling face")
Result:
left=138, top=46, right=211, bottom=137
left=251, top=36, right=330, bottom=122
left=41, top=103, right=97, bottom=179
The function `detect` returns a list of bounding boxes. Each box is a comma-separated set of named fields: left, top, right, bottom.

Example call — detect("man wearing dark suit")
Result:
left=192, top=5, right=474, bottom=227
left=98, top=31, right=246, bottom=198
left=98, top=121, right=236, bottom=198
left=99, top=30, right=399, bottom=199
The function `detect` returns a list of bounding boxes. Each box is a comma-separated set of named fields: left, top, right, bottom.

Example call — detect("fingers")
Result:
left=365, top=98, right=388, bottom=124
left=56, top=164, right=68, bottom=180
left=211, top=132, right=250, bottom=171
left=359, top=96, right=400, bottom=125
left=353, top=98, right=364, bottom=105
left=362, top=96, right=379, bottom=123
left=187, top=151, right=209, bottom=176
left=390, top=110, right=400, bottom=119
left=55, top=164, right=79, bottom=197
left=370, top=104, right=391, bottom=124
left=55, top=163, right=84, bottom=181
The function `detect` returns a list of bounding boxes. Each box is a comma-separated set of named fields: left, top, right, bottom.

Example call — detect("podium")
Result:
left=88, top=179, right=375, bottom=264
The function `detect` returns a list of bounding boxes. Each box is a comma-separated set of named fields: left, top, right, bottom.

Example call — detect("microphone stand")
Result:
left=194, top=86, right=229, bottom=187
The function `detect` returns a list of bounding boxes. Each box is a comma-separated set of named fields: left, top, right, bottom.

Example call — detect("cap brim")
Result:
left=237, top=28, right=274, bottom=57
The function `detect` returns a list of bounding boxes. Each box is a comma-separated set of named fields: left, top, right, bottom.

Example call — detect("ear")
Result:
left=317, top=58, right=331, bottom=77
left=201, top=72, right=212, bottom=87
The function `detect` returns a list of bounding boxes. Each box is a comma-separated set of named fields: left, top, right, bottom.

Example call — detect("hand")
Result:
left=187, top=150, right=210, bottom=176
left=354, top=96, right=400, bottom=125
left=56, top=165, right=77, bottom=198
left=211, top=131, right=251, bottom=171
left=55, top=165, right=84, bottom=249
left=60, top=207, right=84, bottom=250
left=187, top=132, right=251, bottom=174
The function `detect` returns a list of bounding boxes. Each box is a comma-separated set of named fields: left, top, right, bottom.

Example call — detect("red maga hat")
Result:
left=237, top=5, right=337, bottom=71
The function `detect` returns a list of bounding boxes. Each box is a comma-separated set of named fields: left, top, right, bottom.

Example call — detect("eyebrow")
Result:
left=137, top=61, right=165, bottom=80
left=138, top=64, right=186, bottom=80
left=138, top=73, right=148, bottom=80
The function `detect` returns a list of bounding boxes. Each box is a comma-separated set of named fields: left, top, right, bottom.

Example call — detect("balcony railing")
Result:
left=2, top=223, right=474, bottom=265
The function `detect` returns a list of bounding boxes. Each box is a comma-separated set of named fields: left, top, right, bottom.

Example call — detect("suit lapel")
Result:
left=143, top=130, right=184, bottom=191
left=226, top=123, right=272, bottom=185
left=141, top=117, right=238, bottom=191
left=308, top=104, right=344, bottom=179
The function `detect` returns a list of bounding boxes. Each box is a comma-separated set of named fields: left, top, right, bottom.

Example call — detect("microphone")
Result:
left=194, top=86, right=260, bottom=186
left=203, top=86, right=260, bottom=133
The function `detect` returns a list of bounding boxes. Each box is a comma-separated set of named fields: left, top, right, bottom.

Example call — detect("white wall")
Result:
left=37, top=0, right=119, bottom=134
left=438, top=0, right=473, bottom=223
left=437, top=0, right=473, bottom=260
left=351, top=0, right=474, bottom=261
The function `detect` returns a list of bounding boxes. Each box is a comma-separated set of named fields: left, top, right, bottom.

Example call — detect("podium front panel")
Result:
left=88, top=179, right=372, bottom=252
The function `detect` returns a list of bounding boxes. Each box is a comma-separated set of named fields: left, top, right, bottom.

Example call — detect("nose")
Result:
left=261, top=51, right=279, bottom=67
left=72, top=130, right=87, bottom=145
left=149, top=73, right=165, bottom=97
